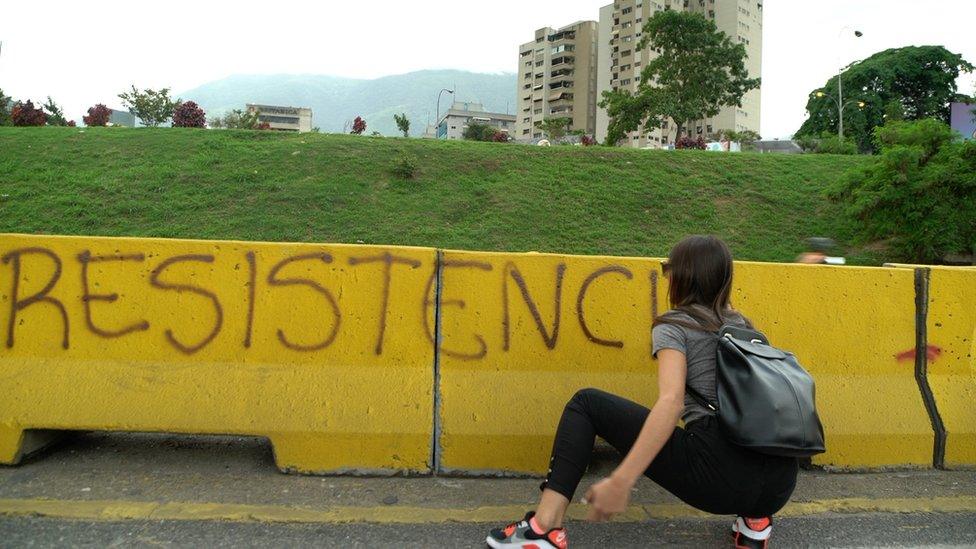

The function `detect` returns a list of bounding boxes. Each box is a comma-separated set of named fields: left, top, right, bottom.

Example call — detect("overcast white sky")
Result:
left=1, top=0, right=974, bottom=138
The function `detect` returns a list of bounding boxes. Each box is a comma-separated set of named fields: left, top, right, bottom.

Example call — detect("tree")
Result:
left=539, top=117, right=572, bottom=140
left=42, top=97, right=68, bottom=126
left=394, top=113, right=410, bottom=137
left=173, top=101, right=206, bottom=128
left=218, top=109, right=263, bottom=129
left=599, top=10, right=759, bottom=146
left=118, top=85, right=178, bottom=127
left=351, top=116, right=367, bottom=135
left=208, top=116, right=224, bottom=129
left=828, top=118, right=976, bottom=263
left=83, top=104, right=111, bottom=126
left=0, top=88, right=12, bottom=126
left=462, top=123, right=499, bottom=141
left=11, top=100, right=47, bottom=126
left=796, top=46, right=974, bottom=153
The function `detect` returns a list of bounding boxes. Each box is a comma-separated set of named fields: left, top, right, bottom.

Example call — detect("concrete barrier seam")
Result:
left=432, top=249, right=445, bottom=475
left=914, top=267, right=947, bottom=469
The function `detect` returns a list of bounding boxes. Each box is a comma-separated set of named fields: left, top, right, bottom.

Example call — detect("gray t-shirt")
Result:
left=652, top=309, right=750, bottom=425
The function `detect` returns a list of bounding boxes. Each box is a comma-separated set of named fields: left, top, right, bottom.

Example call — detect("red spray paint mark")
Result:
left=895, top=345, right=943, bottom=363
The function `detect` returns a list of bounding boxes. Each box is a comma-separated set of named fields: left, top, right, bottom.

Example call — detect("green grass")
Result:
left=0, top=127, right=881, bottom=264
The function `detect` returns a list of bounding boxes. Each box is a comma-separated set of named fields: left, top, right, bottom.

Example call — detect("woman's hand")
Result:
left=584, top=475, right=632, bottom=522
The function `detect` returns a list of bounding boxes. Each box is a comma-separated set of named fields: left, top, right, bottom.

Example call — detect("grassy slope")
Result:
left=0, top=127, right=879, bottom=264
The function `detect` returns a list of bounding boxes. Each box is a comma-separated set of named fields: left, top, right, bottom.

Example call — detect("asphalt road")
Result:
left=1, top=432, right=974, bottom=548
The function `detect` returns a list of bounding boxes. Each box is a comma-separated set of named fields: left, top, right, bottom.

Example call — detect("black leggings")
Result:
left=541, top=388, right=798, bottom=518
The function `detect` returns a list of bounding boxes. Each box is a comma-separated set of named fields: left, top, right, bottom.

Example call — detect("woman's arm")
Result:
left=585, top=348, right=687, bottom=520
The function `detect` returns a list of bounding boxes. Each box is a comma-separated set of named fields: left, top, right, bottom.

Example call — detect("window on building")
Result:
left=621, top=78, right=631, bottom=85
left=623, top=21, right=632, bottom=28
left=535, top=61, right=544, bottom=67
left=523, top=84, right=531, bottom=90
left=622, top=7, right=633, bottom=14
left=621, top=50, right=631, bottom=57
left=623, top=35, right=633, bottom=42
left=535, top=72, right=544, bottom=78
left=534, top=132, right=542, bottom=138
left=706, top=124, right=713, bottom=133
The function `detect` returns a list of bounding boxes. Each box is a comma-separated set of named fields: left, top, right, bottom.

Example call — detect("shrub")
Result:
left=394, top=113, right=410, bottom=137
left=173, top=101, right=206, bottom=128
left=828, top=118, right=976, bottom=263
left=581, top=135, right=597, bottom=146
left=11, top=100, right=47, bottom=126
left=390, top=152, right=418, bottom=179
left=67, top=120, right=77, bottom=127
left=351, top=116, right=366, bottom=135
left=795, top=135, right=819, bottom=152
left=42, top=97, right=68, bottom=126
left=815, top=134, right=858, bottom=155
left=491, top=131, right=510, bottom=143
left=463, top=123, right=498, bottom=142
left=83, top=104, right=111, bottom=126
left=675, top=135, right=706, bottom=149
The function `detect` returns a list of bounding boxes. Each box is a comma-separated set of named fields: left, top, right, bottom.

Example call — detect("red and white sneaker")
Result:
left=486, top=511, right=568, bottom=549
left=732, top=516, right=772, bottom=549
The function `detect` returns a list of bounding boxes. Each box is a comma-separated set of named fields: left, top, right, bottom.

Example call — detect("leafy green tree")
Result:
left=220, top=109, right=262, bottom=129
left=796, top=46, right=973, bottom=153
left=539, top=117, right=571, bottom=140
left=462, top=123, right=499, bottom=141
left=394, top=113, right=410, bottom=137
left=599, top=10, right=759, bottom=146
left=42, top=97, right=68, bottom=126
left=118, top=85, right=178, bottom=127
left=828, top=118, right=976, bottom=263
left=0, top=88, right=12, bottom=126
left=814, top=134, right=858, bottom=155
left=719, top=129, right=761, bottom=150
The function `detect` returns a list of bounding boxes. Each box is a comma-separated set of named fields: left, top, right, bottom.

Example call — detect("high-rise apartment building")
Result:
left=595, top=0, right=763, bottom=148
left=515, top=21, right=599, bottom=141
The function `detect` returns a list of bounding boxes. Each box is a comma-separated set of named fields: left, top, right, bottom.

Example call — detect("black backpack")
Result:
left=686, top=324, right=827, bottom=458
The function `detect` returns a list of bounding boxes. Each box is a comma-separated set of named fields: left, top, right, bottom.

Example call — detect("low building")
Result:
left=436, top=102, right=516, bottom=140
left=246, top=104, right=313, bottom=132
left=754, top=140, right=803, bottom=154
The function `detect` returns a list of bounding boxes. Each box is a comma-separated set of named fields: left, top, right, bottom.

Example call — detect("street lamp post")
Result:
left=436, top=88, right=454, bottom=139
left=835, top=28, right=864, bottom=139
left=815, top=90, right=866, bottom=127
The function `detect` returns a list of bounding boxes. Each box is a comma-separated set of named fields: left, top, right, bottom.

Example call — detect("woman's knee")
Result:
left=567, top=387, right=607, bottom=411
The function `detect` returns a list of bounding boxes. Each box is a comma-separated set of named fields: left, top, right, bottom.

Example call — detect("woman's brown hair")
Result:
left=652, top=235, right=751, bottom=332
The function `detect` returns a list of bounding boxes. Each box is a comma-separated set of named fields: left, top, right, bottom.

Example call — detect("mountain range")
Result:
left=179, top=70, right=517, bottom=136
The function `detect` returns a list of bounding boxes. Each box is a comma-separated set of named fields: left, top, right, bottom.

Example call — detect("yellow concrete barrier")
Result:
left=734, top=263, right=932, bottom=469
left=438, top=253, right=930, bottom=472
left=0, top=234, right=951, bottom=473
left=436, top=250, right=667, bottom=473
left=0, top=234, right=435, bottom=474
left=926, top=267, right=976, bottom=468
